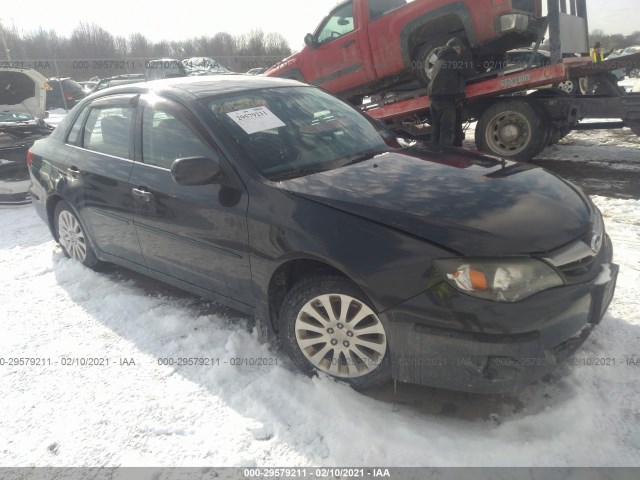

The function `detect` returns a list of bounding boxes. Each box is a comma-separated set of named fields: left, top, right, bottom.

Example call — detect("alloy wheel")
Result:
left=58, top=210, right=87, bottom=262
left=294, top=293, right=387, bottom=378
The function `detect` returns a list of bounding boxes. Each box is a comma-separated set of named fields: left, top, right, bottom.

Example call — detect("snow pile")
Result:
left=1, top=196, right=639, bottom=467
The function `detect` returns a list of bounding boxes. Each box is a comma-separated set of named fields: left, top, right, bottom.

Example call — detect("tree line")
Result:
left=588, top=30, right=640, bottom=51
left=540, top=30, right=640, bottom=51
left=0, top=21, right=293, bottom=80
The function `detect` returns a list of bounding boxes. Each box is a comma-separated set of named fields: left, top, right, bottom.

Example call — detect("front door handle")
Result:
left=342, top=39, right=356, bottom=48
left=131, top=187, right=153, bottom=202
left=68, top=166, right=82, bottom=179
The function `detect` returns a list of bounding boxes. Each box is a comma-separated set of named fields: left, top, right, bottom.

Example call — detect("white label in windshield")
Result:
left=227, top=106, right=285, bottom=134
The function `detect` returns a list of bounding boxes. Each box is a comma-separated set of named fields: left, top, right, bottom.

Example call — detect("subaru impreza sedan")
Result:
left=27, top=75, right=618, bottom=393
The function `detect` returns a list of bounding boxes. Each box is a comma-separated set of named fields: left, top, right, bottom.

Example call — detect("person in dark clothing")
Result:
left=427, top=37, right=475, bottom=146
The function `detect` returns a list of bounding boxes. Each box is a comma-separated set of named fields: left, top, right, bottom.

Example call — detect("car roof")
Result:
left=86, top=74, right=304, bottom=102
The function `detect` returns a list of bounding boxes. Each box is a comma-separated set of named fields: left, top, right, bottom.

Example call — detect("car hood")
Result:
left=0, top=69, right=48, bottom=119
left=280, top=147, right=592, bottom=255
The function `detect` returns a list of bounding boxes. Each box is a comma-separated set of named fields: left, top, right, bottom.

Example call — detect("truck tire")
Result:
left=527, top=89, right=570, bottom=145
left=475, top=100, right=550, bottom=161
left=553, top=79, right=579, bottom=95
left=414, top=36, right=451, bottom=87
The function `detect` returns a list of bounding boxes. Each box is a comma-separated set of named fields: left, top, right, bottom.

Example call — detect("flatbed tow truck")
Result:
left=360, top=0, right=640, bottom=161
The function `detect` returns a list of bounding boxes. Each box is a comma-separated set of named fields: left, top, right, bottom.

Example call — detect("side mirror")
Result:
left=171, top=157, right=223, bottom=186
left=304, top=33, right=316, bottom=49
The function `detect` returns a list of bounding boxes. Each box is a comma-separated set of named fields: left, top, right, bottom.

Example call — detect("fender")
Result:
left=399, top=2, right=476, bottom=70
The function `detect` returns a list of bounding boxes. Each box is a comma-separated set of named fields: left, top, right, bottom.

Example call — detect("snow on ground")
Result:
left=462, top=121, right=640, bottom=165
left=619, top=76, right=640, bottom=93
left=44, top=109, right=69, bottom=128
left=1, top=195, right=640, bottom=467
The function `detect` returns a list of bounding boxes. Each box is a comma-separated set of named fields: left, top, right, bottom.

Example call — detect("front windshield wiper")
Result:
left=339, top=147, right=391, bottom=168
left=267, top=147, right=391, bottom=182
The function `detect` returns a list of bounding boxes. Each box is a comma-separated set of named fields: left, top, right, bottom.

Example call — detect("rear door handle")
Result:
left=68, top=166, right=82, bottom=179
left=342, top=39, right=356, bottom=48
left=131, top=187, right=153, bottom=202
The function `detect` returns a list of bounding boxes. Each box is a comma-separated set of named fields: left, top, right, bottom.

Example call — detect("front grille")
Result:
left=557, top=253, right=597, bottom=278
left=540, top=232, right=610, bottom=285
left=511, top=0, right=536, bottom=13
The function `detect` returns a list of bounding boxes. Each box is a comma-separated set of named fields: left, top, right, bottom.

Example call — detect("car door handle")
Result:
left=342, top=39, right=356, bottom=48
left=68, top=166, right=82, bottom=179
left=131, top=187, right=153, bottom=202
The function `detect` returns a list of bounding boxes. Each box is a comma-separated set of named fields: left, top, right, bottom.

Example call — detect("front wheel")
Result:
left=54, top=200, right=100, bottom=268
left=279, top=275, right=391, bottom=390
left=475, top=100, right=549, bottom=161
left=413, top=36, right=451, bottom=87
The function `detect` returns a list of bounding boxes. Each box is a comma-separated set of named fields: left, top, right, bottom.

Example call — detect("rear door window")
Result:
left=83, top=106, right=134, bottom=159
left=66, top=106, right=89, bottom=145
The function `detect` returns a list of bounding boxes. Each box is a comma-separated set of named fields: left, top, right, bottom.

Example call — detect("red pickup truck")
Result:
left=266, top=0, right=543, bottom=102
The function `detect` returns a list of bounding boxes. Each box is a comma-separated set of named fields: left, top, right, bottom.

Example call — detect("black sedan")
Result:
left=27, top=76, right=618, bottom=393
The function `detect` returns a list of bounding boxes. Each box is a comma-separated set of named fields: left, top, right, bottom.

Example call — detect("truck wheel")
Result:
left=414, top=36, right=451, bottom=86
left=527, top=89, right=570, bottom=145
left=475, top=101, right=549, bottom=161
left=554, top=80, right=579, bottom=95
left=279, top=274, right=391, bottom=390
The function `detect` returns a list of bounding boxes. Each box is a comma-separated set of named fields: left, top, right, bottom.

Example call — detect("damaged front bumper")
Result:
left=385, top=260, right=619, bottom=394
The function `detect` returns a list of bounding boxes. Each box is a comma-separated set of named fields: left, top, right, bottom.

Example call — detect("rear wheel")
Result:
left=528, top=89, right=571, bottom=145
left=475, top=100, right=549, bottom=161
left=54, top=201, right=100, bottom=268
left=279, top=274, right=391, bottom=390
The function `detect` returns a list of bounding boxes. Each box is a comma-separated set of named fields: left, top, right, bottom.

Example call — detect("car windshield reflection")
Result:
left=207, top=86, right=388, bottom=180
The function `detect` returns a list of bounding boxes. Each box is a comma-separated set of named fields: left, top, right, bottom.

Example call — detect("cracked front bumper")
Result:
left=385, top=262, right=619, bottom=394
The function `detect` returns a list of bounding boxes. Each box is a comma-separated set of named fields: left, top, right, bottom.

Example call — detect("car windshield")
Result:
left=0, top=112, right=34, bottom=123
left=207, top=86, right=388, bottom=180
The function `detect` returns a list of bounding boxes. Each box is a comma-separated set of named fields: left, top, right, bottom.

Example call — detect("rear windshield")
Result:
left=0, top=112, right=34, bottom=123
left=62, top=79, right=84, bottom=93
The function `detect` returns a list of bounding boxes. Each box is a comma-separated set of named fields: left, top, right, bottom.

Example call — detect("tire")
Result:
left=414, top=36, right=451, bottom=87
left=527, top=89, right=570, bottom=145
left=578, top=77, right=589, bottom=95
left=54, top=200, right=100, bottom=269
left=629, top=123, right=640, bottom=137
left=553, top=79, right=579, bottom=95
left=475, top=100, right=549, bottom=161
left=279, top=274, right=391, bottom=390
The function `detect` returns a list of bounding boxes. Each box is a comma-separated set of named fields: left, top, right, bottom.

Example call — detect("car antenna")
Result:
left=52, top=57, right=69, bottom=112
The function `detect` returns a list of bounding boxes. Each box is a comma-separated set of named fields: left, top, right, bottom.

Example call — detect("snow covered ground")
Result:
left=44, top=108, right=69, bottom=128
left=1, top=169, right=640, bottom=467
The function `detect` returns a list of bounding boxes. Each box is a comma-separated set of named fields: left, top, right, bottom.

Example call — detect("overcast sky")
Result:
left=0, top=0, right=637, bottom=53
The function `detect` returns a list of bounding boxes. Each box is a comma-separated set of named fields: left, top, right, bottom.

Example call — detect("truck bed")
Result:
left=361, top=54, right=640, bottom=121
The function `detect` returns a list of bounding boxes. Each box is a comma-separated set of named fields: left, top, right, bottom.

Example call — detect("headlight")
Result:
left=590, top=206, right=604, bottom=255
left=498, top=14, right=530, bottom=33
left=434, top=258, right=564, bottom=302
